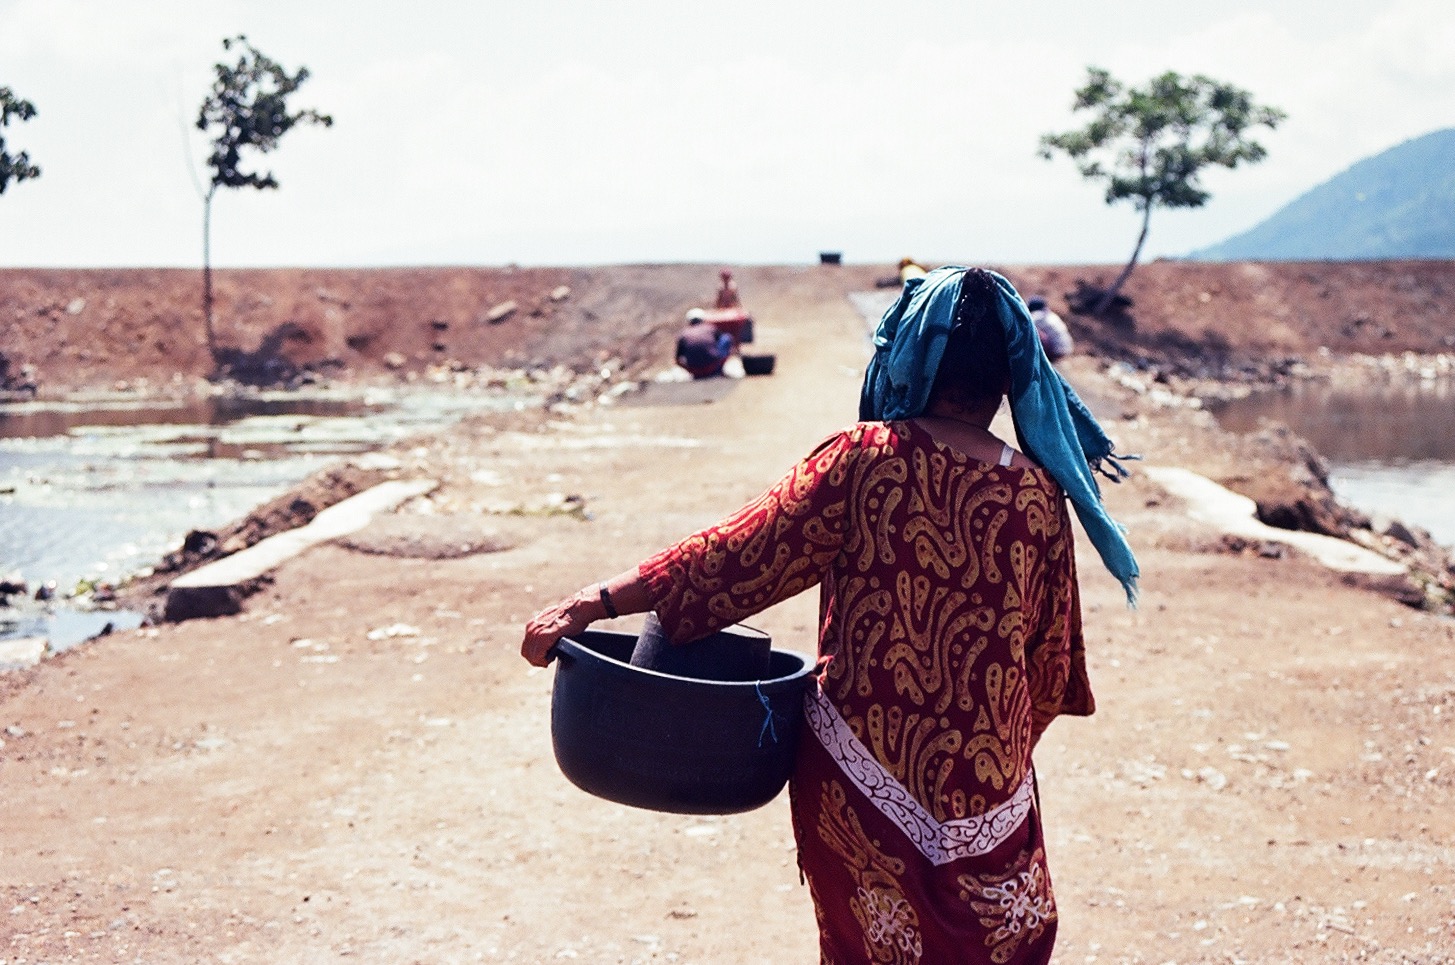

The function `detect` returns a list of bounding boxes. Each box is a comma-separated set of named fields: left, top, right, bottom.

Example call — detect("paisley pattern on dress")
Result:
left=640, top=420, right=1089, bottom=964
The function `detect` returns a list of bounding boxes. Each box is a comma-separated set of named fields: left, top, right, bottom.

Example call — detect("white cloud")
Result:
left=1, top=0, right=1452, bottom=267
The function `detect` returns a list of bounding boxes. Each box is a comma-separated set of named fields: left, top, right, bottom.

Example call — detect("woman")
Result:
left=521, top=267, right=1138, bottom=964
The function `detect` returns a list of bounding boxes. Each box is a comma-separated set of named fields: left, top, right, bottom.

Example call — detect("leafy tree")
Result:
left=1040, top=67, right=1285, bottom=315
left=196, top=35, right=332, bottom=365
left=0, top=86, right=41, bottom=195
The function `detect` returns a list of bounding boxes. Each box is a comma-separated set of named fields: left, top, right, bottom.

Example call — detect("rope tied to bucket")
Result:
left=755, top=682, right=779, bottom=747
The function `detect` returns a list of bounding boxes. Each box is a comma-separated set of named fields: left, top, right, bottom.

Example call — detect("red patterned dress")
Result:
left=639, top=420, right=1092, bottom=964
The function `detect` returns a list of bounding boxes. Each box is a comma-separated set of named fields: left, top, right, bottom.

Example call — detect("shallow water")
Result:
left=1208, top=378, right=1455, bottom=546
left=0, top=388, right=535, bottom=651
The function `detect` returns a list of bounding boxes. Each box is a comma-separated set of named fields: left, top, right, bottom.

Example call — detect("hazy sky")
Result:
left=1, top=0, right=1452, bottom=268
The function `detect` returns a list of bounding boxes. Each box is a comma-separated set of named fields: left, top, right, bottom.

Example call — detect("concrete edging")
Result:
left=1142, top=465, right=1406, bottom=576
left=164, top=478, right=439, bottom=622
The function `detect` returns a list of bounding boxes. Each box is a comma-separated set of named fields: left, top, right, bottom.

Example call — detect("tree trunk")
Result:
left=1094, top=199, right=1153, bottom=317
left=202, top=187, right=219, bottom=371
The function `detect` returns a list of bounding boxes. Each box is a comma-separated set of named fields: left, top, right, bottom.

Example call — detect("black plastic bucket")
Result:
left=550, top=629, right=814, bottom=814
left=629, top=612, right=770, bottom=681
left=740, top=353, right=776, bottom=377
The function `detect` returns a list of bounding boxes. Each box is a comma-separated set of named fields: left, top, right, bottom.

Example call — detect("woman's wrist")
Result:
left=597, top=582, right=619, bottom=619
left=575, top=586, right=608, bottom=623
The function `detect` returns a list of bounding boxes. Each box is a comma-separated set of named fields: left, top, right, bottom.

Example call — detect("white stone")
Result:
left=0, top=636, right=47, bottom=668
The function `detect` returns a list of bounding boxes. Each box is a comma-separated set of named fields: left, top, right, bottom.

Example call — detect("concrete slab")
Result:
left=1143, top=465, right=1406, bottom=576
left=165, top=479, right=438, bottom=621
left=0, top=636, right=48, bottom=669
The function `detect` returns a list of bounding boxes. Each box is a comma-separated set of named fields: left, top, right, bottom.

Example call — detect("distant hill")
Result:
left=1193, top=128, right=1455, bottom=261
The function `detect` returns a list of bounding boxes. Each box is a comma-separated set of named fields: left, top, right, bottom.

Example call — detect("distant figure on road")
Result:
left=714, top=269, right=741, bottom=309
left=1028, top=295, right=1074, bottom=362
left=898, top=257, right=928, bottom=283
left=675, top=309, right=734, bottom=379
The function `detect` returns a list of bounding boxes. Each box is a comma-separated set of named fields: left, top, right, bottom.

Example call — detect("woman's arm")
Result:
left=519, top=425, right=870, bottom=667
left=519, top=567, right=651, bottom=667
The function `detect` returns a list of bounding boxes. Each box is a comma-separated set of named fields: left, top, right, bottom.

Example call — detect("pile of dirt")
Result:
left=1001, top=259, right=1455, bottom=380
left=2, top=265, right=883, bottom=395
left=10, top=259, right=1451, bottom=397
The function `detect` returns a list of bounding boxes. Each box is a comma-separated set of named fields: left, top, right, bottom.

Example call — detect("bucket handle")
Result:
left=756, top=682, right=779, bottom=747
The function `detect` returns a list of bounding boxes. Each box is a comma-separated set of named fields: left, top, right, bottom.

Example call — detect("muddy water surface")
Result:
left=1208, top=378, right=1455, bottom=546
left=0, top=388, right=532, bottom=652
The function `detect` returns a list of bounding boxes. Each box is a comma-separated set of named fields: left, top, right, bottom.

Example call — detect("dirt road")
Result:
left=3, top=268, right=1454, bottom=963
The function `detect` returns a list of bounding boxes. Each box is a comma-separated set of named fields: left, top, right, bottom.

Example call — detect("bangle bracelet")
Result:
left=598, top=582, right=619, bottom=619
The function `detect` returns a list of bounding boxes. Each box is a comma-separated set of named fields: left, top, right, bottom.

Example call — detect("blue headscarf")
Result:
left=859, top=266, right=1139, bottom=604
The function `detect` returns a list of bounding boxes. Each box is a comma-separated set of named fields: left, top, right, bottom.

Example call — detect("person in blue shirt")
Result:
left=675, top=309, right=734, bottom=378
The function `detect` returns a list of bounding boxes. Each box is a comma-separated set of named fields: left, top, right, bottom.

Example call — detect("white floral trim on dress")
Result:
left=805, top=688, right=1033, bottom=866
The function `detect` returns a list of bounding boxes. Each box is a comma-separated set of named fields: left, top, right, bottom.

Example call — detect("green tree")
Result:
left=196, top=35, right=332, bottom=366
left=1040, top=67, right=1285, bottom=316
left=0, top=86, right=41, bottom=194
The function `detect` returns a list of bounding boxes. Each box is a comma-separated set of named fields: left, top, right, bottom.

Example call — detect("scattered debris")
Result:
left=485, top=301, right=518, bottom=324
left=366, top=622, right=421, bottom=641
left=1184, top=766, right=1229, bottom=791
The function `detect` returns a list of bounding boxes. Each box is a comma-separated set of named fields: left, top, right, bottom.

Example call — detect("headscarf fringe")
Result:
left=1094, top=451, right=1141, bottom=483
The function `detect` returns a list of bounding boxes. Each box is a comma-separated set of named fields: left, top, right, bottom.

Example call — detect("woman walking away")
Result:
left=521, top=267, right=1138, bottom=964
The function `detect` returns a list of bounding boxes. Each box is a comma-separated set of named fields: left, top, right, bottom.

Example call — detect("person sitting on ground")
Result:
left=1028, top=295, right=1074, bottom=362
left=714, top=269, right=741, bottom=309
left=674, top=308, right=734, bottom=379
left=523, top=266, right=1139, bottom=964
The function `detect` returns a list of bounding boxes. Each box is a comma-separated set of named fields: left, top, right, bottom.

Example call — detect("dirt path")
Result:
left=4, top=270, right=1454, bottom=963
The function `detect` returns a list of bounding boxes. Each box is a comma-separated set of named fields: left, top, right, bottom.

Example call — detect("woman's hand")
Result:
left=520, top=589, right=599, bottom=667
left=520, top=571, right=649, bottom=668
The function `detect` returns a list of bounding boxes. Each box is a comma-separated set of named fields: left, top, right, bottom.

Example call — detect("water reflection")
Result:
left=0, top=393, right=376, bottom=442
left=1208, top=378, right=1455, bottom=546
left=1208, top=378, right=1455, bottom=464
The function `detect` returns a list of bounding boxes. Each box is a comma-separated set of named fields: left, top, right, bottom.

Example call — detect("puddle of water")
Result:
left=1330, top=462, right=1455, bottom=548
left=0, top=387, right=542, bottom=652
left=0, top=393, right=372, bottom=440
left=1, top=605, right=146, bottom=654
left=1208, top=379, right=1455, bottom=546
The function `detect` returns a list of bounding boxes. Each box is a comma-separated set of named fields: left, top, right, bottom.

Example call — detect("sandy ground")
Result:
left=3, top=268, right=1455, bottom=963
